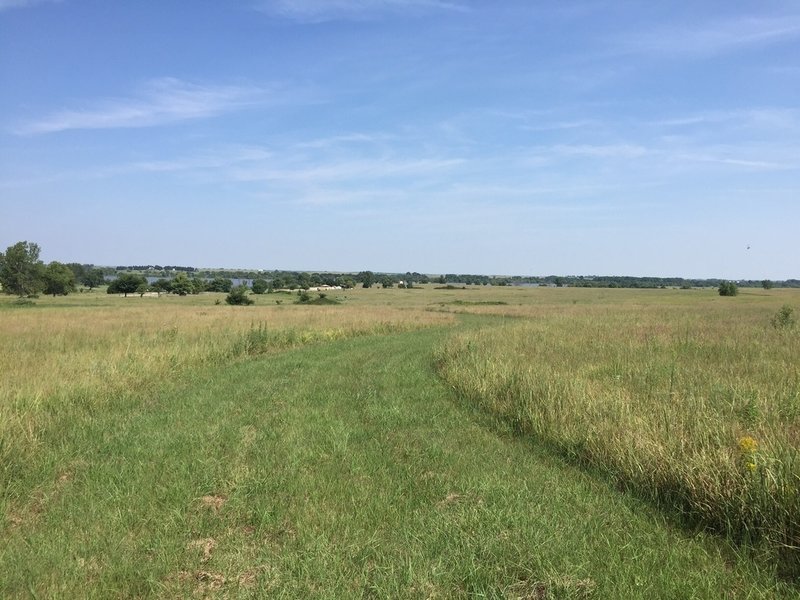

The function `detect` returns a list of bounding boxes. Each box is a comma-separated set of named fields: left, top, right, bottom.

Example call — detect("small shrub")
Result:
left=295, top=292, right=339, bottom=305
left=225, top=286, right=254, bottom=306
left=718, top=281, right=738, bottom=296
left=771, top=305, right=795, bottom=329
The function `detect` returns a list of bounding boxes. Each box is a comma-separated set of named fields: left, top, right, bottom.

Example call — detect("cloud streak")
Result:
left=257, top=0, right=466, bottom=22
left=615, top=14, right=800, bottom=58
left=0, top=0, right=60, bottom=12
left=15, top=78, right=272, bottom=134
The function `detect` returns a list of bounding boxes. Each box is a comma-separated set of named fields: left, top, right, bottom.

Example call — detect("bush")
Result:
left=225, top=285, right=254, bottom=306
left=251, top=278, right=269, bottom=294
left=295, top=291, right=339, bottom=305
left=771, top=305, right=795, bottom=329
left=718, top=281, right=738, bottom=297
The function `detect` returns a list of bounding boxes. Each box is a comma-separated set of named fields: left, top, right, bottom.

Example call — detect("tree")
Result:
left=151, top=278, right=173, bottom=293
left=718, top=281, right=738, bottom=297
left=336, top=276, right=355, bottom=289
left=380, top=276, right=395, bottom=288
left=251, top=278, right=269, bottom=294
left=43, top=261, right=76, bottom=296
left=170, top=273, right=193, bottom=296
left=297, top=272, right=312, bottom=290
left=66, top=263, right=87, bottom=284
left=358, top=271, right=375, bottom=288
left=107, top=273, right=147, bottom=297
left=225, top=285, right=254, bottom=305
left=0, top=241, right=45, bottom=296
left=762, top=280, right=774, bottom=290
left=82, top=268, right=106, bottom=290
left=190, top=278, right=206, bottom=294
left=207, top=277, right=232, bottom=293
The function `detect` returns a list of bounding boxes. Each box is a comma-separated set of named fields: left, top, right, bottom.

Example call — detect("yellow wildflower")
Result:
left=738, top=436, right=758, bottom=454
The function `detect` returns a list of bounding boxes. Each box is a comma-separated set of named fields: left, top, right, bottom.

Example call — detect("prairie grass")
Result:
left=0, top=295, right=452, bottom=502
left=3, top=321, right=797, bottom=598
left=436, top=290, right=800, bottom=576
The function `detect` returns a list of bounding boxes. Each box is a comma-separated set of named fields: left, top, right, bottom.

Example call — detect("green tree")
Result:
left=380, top=276, right=395, bottom=288
left=170, top=273, right=193, bottom=296
left=297, top=272, right=312, bottom=290
left=66, top=263, right=87, bottom=284
left=0, top=241, right=45, bottom=296
left=151, top=278, right=173, bottom=293
left=190, top=278, right=206, bottom=294
left=82, top=268, right=106, bottom=290
left=225, top=285, right=254, bottom=305
left=251, top=278, right=269, bottom=294
left=107, top=273, right=147, bottom=297
left=718, top=281, right=738, bottom=297
left=358, top=271, right=375, bottom=288
left=207, top=277, right=233, bottom=293
left=336, top=276, right=355, bottom=289
left=43, top=261, right=77, bottom=296
left=762, top=280, right=774, bottom=290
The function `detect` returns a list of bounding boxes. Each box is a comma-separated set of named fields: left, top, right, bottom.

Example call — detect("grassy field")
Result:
left=436, top=287, right=800, bottom=577
left=2, top=286, right=799, bottom=597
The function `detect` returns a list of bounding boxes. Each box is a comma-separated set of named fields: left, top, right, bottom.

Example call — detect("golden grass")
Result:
left=435, top=290, right=800, bottom=574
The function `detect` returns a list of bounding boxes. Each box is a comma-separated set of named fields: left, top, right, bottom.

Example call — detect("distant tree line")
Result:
left=115, top=265, right=197, bottom=272
left=4, top=240, right=799, bottom=299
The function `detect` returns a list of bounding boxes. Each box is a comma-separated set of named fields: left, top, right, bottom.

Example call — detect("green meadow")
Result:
left=1, top=286, right=799, bottom=598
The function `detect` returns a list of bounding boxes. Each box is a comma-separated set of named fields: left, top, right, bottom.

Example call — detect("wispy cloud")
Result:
left=651, top=108, right=800, bottom=132
left=551, top=143, right=649, bottom=159
left=0, top=0, right=60, bottom=12
left=15, top=78, right=275, bottom=135
left=256, top=0, right=466, bottom=23
left=616, top=14, right=800, bottom=58
left=229, top=156, right=465, bottom=185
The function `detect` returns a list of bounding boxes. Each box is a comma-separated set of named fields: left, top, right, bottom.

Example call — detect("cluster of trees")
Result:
left=0, top=241, right=105, bottom=297
left=106, top=273, right=273, bottom=298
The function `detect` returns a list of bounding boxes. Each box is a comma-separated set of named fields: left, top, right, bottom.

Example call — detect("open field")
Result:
left=435, top=288, right=800, bottom=576
left=2, top=286, right=799, bottom=597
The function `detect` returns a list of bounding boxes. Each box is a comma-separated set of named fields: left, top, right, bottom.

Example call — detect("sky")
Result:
left=1, top=0, right=798, bottom=278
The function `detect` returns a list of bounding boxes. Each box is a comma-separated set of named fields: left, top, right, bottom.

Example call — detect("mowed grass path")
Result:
left=2, top=323, right=797, bottom=598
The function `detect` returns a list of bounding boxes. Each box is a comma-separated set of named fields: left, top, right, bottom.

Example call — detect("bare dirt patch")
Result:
left=199, top=494, right=227, bottom=512
left=187, top=537, right=217, bottom=563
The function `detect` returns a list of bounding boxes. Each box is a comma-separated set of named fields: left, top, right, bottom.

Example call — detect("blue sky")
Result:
left=1, top=0, right=798, bottom=278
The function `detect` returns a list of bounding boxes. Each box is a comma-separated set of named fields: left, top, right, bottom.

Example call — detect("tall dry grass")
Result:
left=436, top=296, right=800, bottom=576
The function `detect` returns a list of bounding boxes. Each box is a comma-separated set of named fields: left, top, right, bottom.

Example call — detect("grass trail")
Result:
left=2, top=324, right=798, bottom=598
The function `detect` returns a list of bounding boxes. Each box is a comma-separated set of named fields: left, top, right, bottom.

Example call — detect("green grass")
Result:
left=2, top=288, right=800, bottom=597
left=1, top=322, right=797, bottom=597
